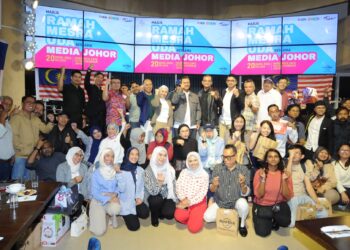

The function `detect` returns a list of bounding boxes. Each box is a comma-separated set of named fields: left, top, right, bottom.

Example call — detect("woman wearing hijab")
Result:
left=89, top=148, right=124, bottom=236
left=118, top=147, right=149, bottom=231
left=130, top=128, right=147, bottom=168
left=56, top=147, right=89, bottom=199
left=174, top=152, right=209, bottom=233
left=95, top=123, right=125, bottom=166
left=173, top=124, right=198, bottom=176
left=147, top=128, right=174, bottom=161
left=151, top=85, right=173, bottom=142
left=144, top=146, right=177, bottom=227
left=72, top=125, right=103, bottom=164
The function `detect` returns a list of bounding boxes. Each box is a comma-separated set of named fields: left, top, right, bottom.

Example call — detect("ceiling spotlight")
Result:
left=23, top=58, right=35, bottom=70
left=24, top=0, right=39, bottom=9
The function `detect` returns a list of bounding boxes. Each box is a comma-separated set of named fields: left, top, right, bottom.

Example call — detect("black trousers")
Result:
left=148, top=195, right=176, bottom=221
left=122, top=203, right=149, bottom=231
left=252, top=202, right=291, bottom=237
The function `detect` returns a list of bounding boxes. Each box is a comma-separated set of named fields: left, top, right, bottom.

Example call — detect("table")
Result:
left=296, top=216, right=350, bottom=250
left=0, top=181, right=60, bottom=250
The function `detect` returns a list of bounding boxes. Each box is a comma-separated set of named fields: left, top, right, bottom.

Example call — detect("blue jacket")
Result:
left=198, top=131, right=225, bottom=171
left=90, top=169, right=125, bottom=205
left=137, top=91, right=154, bottom=126
left=118, top=167, right=145, bottom=216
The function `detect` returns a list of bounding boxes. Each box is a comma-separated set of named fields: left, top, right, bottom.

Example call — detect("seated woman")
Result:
left=72, top=125, right=103, bottom=164
left=249, top=120, right=277, bottom=169
left=334, top=144, right=350, bottom=205
left=56, top=147, right=89, bottom=199
left=306, top=147, right=340, bottom=205
left=147, top=128, right=173, bottom=161
left=89, top=148, right=124, bottom=236
left=119, top=147, right=149, bottom=231
left=172, top=124, right=198, bottom=176
left=144, top=146, right=177, bottom=227
left=253, top=149, right=293, bottom=237
left=174, top=152, right=209, bottom=233
left=282, top=104, right=306, bottom=146
left=286, top=146, right=328, bottom=228
left=95, top=122, right=125, bottom=166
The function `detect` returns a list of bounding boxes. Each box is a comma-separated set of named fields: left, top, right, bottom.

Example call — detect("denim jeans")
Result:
left=11, top=157, right=29, bottom=180
left=0, top=160, right=12, bottom=181
left=288, top=194, right=328, bottom=227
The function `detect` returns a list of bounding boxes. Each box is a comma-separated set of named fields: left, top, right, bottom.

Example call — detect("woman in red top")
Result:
left=147, top=128, right=173, bottom=161
left=253, top=148, right=293, bottom=237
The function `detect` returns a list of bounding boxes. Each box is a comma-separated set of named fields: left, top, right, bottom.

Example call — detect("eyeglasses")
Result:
left=340, top=150, right=350, bottom=153
left=222, top=154, right=236, bottom=160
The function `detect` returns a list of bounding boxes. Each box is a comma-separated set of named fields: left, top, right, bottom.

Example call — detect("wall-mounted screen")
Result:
left=135, top=18, right=183, bottom=45
left=231, top=17, right=282, bottom=47
left=83, top=12, right=134, bottom=43
left=281, top=44, right=336, bottom=74
left=183, top=47, right=230, bottom=75
left=134, top=46, right=183, bottom=73
left=184, top=19, right=230, bottom=47
left=231, top=46, right=282, bottom=75
left=282, top=14, right=338, bottom=45
left=83, top=41, right=134, bottom=72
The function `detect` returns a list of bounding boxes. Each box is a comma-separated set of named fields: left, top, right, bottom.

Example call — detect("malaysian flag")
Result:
left=0, top=40, right=8, bottom=96
left=35, top=68, right=109, bottom=101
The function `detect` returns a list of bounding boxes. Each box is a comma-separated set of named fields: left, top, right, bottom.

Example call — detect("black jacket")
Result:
left=305, top=115, right=333, bottom=152
left=222, top=89, right=244, bottom=121
left=332, top=119, right=350, bottom=156
left=84, top=70, right=106, bottom=118
left=198, top=88, right=222, bottom=126
left=47, top=125, right=79, bottom=154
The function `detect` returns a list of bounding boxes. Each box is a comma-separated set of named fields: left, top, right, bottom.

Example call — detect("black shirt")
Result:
left=84, top=70, right=106, bottom=117
left=27, top=152, right=66, bottom=181
left=47, top=125, right=79, bottom=154
left=172, top=137, right=198, bottom=161
left=62, top=84, right=85, bottom=123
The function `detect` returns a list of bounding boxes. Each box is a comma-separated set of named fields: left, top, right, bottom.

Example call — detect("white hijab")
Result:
left=98, top=148, right=116, bottom=180
left=150, top=146, right=176, bottom=201
left=130, top=128, right=146, bottom=164
left=66, top=147, right=83, bottom=178
left=186, top=152, right=207, bottom=177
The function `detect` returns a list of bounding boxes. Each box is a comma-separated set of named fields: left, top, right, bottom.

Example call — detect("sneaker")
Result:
left=112, top=215, right=118, bottom=228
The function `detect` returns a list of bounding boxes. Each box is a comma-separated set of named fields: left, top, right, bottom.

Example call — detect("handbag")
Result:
left=70, top=205, right=88, bottom=237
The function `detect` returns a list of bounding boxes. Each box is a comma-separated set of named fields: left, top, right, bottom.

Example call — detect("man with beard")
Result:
left=332, top=107, right=350, bottom=157
left=33, top=100, right=45, bottom=121
left=26, top=139, right=65, bottom=181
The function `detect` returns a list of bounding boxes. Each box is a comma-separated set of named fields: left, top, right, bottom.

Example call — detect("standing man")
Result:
left=219, top=75, right=244, bottom=139
left=0, top=97, right=15, bottom=180
left=257, top=78, right=282, bottom=124
left=58, top=67, right=85, bottom=128
left=10, top=95, right=54, bottom=180
left=198, top=75, right=222, bottom=127
left=276, top=77, right=289, bottom=116
left=84, top=64, right=106, bottom=131
left=129, top=81, right=141, bottom=128
left=304, top=101, right=333, bottom=159
left=331, top=107, right=350, bottom=157
left=242, top=79, right=260, bottom=135
left=171, top=76, right=201, bottom=139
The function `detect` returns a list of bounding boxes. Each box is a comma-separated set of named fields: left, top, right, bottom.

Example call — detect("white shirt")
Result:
left=183, top=91, right=192, bottom=127
left=305, top=116, right=325, bottom=151
left=157, top=98, right=169, bottom=123
left=334, top=161, right=350, bottom=193
left=220, top=88, right=234, bottom=125
left=0, top=120, right=15, bottom=160
left=257, top=88, right=282, bottom=124
left=272, top=120, right=298, bottom=157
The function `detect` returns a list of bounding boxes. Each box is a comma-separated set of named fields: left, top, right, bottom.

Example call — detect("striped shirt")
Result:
left=212, top=164, right=250, bottom=209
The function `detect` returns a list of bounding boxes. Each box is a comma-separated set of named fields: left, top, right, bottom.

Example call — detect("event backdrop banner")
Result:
left=231, top=46, right=282, bottom=75
left=183, top=47, right=230, bottom=74
left=135, top=18, right=183, bottom=45
left=184, top=19, right=230, bottom=47
left=34, top=37, right=83, bottom=69
left=35, top=6, right=83, bottom=39
left=282, top=14, right=338, bottom=45
left=84, top=11, right=134, bottom=44
left=281, top=44, right=336, bottom=74
left=83, top=41, right=134, bottom=72
left=134, top=46, right=183, bottom=74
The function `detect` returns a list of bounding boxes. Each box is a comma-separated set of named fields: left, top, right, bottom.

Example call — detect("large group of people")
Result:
left=1, top=68, right=350, bottom=238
